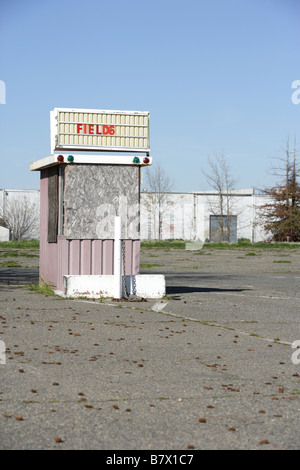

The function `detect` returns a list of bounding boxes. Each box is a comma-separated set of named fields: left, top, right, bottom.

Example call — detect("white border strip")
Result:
left=30, top=154, right=152, bottom=171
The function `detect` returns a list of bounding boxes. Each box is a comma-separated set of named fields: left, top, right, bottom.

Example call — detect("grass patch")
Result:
left=0, top=260, right=22, bottom=267
left=234, top=320, right=258, bottom=324
left=273, top=260, right=292, bottom=264
left=141, top=239, right=186, bottom=249
left=141, top=239, right=300, bottom=250
left=27, top=283, right=55, bottom=296
left=205, top=241, right=300, bottom=249
left=0, top=239, right=39, bottom=249
left=0, top=251, right=39, bottom=258
left=140, top=263, right=165, bottom=268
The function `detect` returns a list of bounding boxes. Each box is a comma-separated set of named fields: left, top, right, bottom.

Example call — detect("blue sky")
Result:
left=0, top=0, right=299, bottom=192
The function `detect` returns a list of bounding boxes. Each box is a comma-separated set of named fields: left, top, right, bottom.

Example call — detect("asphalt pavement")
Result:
left=0, top=245, right=300, bottom=450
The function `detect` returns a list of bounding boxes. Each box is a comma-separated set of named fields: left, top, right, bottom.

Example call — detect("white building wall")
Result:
left=141, top=189, right=270, bottom=242
left=0, top=226, right=10, bottom=242
left=140, top=193, right=195, bottom=240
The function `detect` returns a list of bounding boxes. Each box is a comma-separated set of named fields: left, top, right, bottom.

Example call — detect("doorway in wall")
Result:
left=209, top=215, right=237, bottom=243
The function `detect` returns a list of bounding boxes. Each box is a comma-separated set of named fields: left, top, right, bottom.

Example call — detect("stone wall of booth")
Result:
left=63, top=164, right=140, bottom=239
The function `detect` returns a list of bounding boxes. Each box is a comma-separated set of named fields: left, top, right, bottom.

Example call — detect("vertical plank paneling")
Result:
left=81, top=240, right=92, bottom=274
left=57, top=238, right=69, bottom=291
left=124, top=240, right=132, bottom=275
left=69, top=240, right=80, bottom=275
left=103, top=240, right=113, bottom=274
left=91, top=239, right=102, bottom=274
left=132, top=240, right=140, bottom=275
left=43, top=236, right=140, bottom=290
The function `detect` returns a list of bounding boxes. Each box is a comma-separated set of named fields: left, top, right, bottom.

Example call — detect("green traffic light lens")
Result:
left=67, top=155, right=74, bottom=163
left=133, top=157, right=140, bottom=164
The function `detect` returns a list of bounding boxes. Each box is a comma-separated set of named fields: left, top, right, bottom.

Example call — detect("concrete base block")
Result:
left=62, top=274, right=166, bottom=299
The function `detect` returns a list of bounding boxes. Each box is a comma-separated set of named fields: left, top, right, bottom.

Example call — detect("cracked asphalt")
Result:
left=0, top=244, right=300, bottom=450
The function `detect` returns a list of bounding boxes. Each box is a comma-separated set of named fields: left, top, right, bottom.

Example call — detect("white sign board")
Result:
left=50, top=107, right=150, bottom=153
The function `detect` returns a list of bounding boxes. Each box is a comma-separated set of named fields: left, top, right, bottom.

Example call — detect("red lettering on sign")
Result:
left=76, top=124, right=115, bottom=136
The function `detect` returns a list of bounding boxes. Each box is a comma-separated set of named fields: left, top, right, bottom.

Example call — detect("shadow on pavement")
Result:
left=0, top=267, right=39, bottom=289
left=166, top=285, right=252, bottom=295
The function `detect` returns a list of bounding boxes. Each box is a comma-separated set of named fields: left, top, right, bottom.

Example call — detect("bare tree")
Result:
left=202, top=154, right=238, bottom=242
left=1, top=196, right=39, bottom=241
left=142, top=163, right=174, bottom=240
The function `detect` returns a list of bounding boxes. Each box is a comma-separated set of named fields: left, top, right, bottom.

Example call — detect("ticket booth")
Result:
left=31, top=108, right=165, bottom=298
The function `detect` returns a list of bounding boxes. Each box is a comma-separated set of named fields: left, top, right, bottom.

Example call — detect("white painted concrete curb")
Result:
left=62, top=274, right=166, bottom=299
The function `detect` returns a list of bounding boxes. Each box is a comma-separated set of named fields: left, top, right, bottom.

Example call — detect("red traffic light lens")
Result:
left=143, top=157, right=150, bottom=164
left=57, top=155, right=64, bottom=163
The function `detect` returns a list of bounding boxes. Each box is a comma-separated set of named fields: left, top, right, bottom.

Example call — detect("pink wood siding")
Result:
left=39, top=169, right=140, bottom=292
left=91, top=239, right=102, bottom=274
left=81, top=240, right=91, bottom=275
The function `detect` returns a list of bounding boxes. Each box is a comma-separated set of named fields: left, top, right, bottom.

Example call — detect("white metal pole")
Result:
left=114, top=216, right=122, bottom=299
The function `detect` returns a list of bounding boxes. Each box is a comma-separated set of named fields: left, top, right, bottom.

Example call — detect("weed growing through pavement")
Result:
left=27, top=283, right=55, bottom=296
